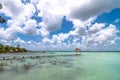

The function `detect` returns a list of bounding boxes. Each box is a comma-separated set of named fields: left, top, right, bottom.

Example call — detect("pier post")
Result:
left=13, top=56, right=15, bottom=59
left=3, top=57, right=5, bottom=60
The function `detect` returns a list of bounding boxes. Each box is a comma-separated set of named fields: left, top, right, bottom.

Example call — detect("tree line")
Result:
left=0, top=44, right=28, bottom=53
left=0, top=3, right=28, bottom=53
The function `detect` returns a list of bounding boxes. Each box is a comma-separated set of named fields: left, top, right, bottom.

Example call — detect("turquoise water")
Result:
left=0, top=52, right=120, bottom=80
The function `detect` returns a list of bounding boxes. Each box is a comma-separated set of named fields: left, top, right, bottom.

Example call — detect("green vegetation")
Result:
left=0, top=3, right=6, bottom=23
left=0, top=16, right=6, bottom=23
left=0, top=3, right=26, bottom=53
left=0, top=43, right=28, bottom=53
left=0, top=3, right=2, bottom=9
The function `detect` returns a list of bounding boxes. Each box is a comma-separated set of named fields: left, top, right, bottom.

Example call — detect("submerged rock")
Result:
left=23, top=64, right=30, bottom=70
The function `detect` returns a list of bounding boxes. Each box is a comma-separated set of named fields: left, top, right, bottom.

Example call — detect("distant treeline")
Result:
left=0, top=44, right=28, bottom=53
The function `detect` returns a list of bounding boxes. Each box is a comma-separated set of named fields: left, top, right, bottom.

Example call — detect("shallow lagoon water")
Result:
left=0, top=52, right=120, bottom=80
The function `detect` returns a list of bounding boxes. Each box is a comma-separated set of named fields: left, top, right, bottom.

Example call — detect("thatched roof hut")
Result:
left=75, top=48, right=81, bottom=52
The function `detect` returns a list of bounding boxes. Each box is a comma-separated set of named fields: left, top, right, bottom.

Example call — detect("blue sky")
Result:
left=0, top=0, right=120, bottom=51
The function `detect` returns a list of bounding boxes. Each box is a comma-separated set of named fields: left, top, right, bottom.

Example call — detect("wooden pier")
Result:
left=0, top=53, right=81, bottom=60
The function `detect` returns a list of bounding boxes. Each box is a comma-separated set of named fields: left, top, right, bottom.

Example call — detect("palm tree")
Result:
left=0, top=44, right=3, bottom=48
left=0, top=43, right=28, bottom=53
left=0, top=44, right=6, bottom=53
left=0, top=16, right=6, bottom=23
left=0, top=3, right=2, bottom=9
left=0, top=3, right=6, bottom=23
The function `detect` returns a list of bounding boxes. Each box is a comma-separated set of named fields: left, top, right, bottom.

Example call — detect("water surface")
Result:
left=0, top=52, right=120, bottom=80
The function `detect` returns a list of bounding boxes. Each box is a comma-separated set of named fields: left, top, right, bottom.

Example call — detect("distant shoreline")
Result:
left=30, top=51, right=120, bottom=52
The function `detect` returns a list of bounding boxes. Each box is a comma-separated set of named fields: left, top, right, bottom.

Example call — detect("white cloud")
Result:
left=88, top=23, right=105, bottom=34
left=0, top=27, right=17, bottom=40
left=52, top=35, right=62, bottom=44
left=23, top=19, right=38, bottom=35
left=0, top=0, right=120, bottom=51
left=69, top=0, right=120, bottom=21
left=69, top=18, right=96, bottom=36
left=50, top=33, right=70, bottom=44
left=38, top=22, right=50, bottom=37
left=96, top=24, right=118, bottom=42
left=0, top=0, right=24, bottom=18
left=22, top=41, right=82, bottom=51
left=37, top=0, right=64, bottom=33
left=42, top=37, right=52, bottom=44
left=22, top=3, right=36, bottom=19
left=14, top=37, right=26, bottom=44
left=42, top=33, right=70, bottom=46
left=73, top=37, right=80, bottom=43
left=81, top=24, right=119, bottom=50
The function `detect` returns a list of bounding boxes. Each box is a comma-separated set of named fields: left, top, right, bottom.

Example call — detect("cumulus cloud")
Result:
left=42, top=33, right=70, bottom=44
left=0, top=0, right=24, bottom=18
left=69, top=0, right=120, bottom=20
left=51, top=33, right=69, bottom=44
left=23, top=19, right=38, bottom=35
left=14, top=37, right=26, bottom=44
left=37, top=0, right=65, bottom=34
left=42, top=37, right=51, bottom=44
left=0, top=27, right=17, bottom=40
left=81, top=24, right=119, bottom=50
left=0, top=0, right=120, bottom=51
left=88, top=23, right=105, bottom=34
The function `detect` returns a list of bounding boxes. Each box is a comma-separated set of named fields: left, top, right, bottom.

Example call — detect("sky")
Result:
left=0, top=0, right=120, bottom=51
